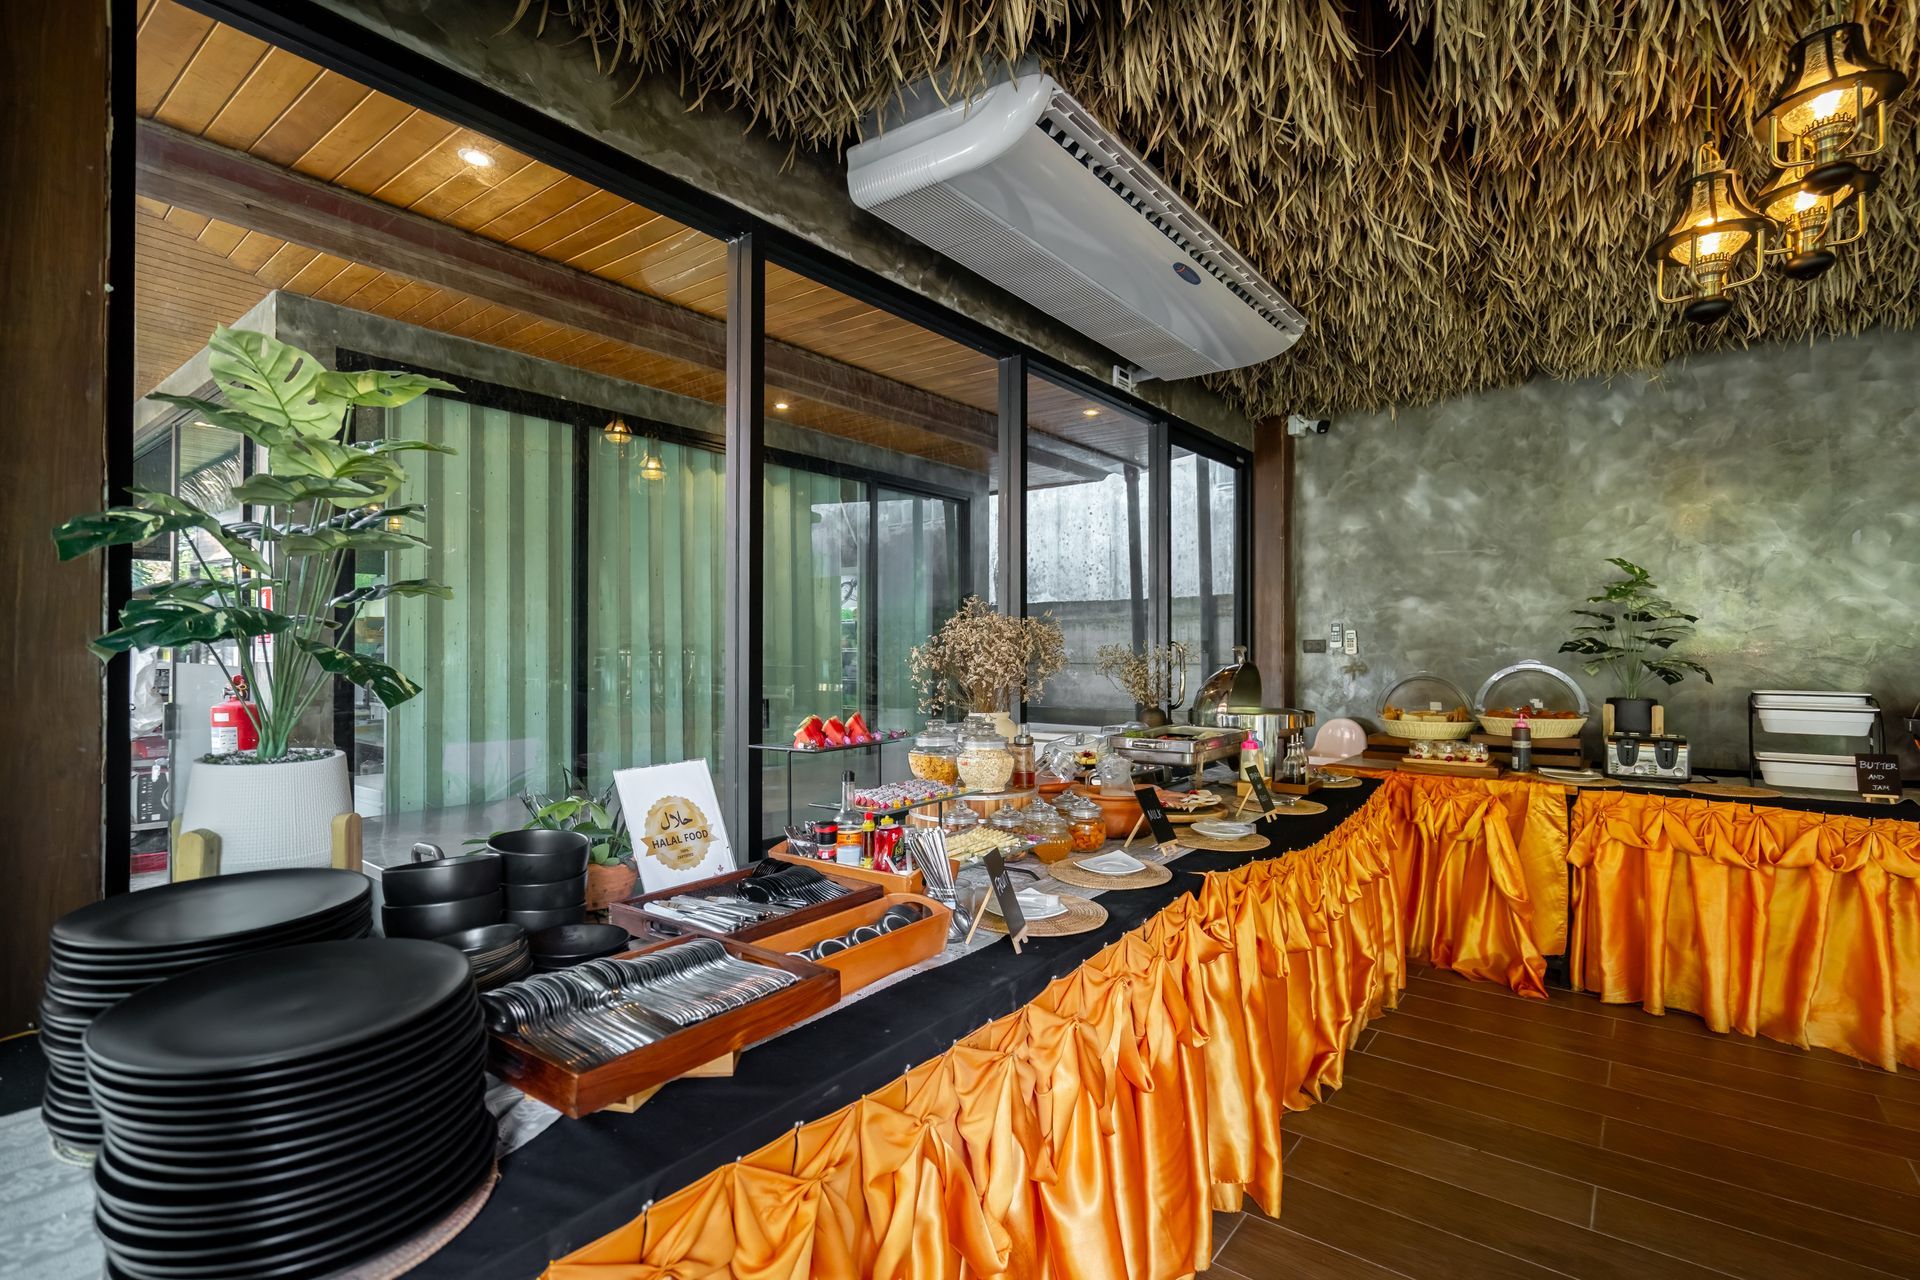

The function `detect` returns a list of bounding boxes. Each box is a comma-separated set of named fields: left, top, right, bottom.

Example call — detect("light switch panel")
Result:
left=1302, top=638, right=1328, bottom=653
left=1342, top=629, right=1358, bottom=656
left=1329, top=622, right=1343, bottom=649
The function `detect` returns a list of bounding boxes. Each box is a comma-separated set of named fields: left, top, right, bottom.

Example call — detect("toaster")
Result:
left=1604, top=732, right=1690, bottom=781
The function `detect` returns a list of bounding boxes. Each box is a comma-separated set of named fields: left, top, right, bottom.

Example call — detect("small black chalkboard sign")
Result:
left=1133, top=785, right=1178, bottom=847
left=982, top=847, right=1027, bottom=952
left=1245, top=766, right=1276, bottom=814
left=1855, top=753, right=1902, bottom=803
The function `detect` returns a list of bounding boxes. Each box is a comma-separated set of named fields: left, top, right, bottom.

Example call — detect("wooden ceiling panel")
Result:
left=136, top=0, right=1006, bottom=459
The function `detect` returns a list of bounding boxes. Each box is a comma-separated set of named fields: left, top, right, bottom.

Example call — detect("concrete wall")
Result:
left=1291, top=327, right=1920, bottom=774
left=307, top=0, right=1254, bottom=450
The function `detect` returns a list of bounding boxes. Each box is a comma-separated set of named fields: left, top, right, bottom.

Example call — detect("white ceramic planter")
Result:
left=179, top=750, right=351, bottom=873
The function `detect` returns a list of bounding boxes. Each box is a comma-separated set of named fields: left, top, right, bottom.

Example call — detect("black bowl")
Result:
left=501, top=904, right=585, bottom=933
left=526, top=923, right=630, bottom=963
left=488, top=829, right=590, bottom=884
left=381, top=891, right=502, bottom=940
left=502, top=873, right=589, bottom=912
left=379, top=851, right=500, bottom=908
left=432, top=923, right=526, bottom=957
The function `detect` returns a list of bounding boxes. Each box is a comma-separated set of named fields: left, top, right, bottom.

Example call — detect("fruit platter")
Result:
left=790, top=712, right=907, bottom=750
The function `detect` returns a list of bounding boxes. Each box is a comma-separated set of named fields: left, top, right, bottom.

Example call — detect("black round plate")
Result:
left=92, top=1093, right=481, bottom=1226
left=98, top=1075, right=483, bottom=1187
left=51, top=871, right=371, bottom=954
left=97, top=1110, right=492, bottom=1280
left=49, top=903, right=373, bottom=979
left=85, top=1013, right=480, bottom=1120
left=526, top=922, right=630, bottom=961
left=85, top=940, right=470, bottom=1079
left=85, top=985, right=478, bottom=1098
left=97, top=1032, right=483, bottom=1151
left=433, top=922, right=526, bottom=956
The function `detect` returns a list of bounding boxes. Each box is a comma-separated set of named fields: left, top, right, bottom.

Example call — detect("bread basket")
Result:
left=1378, top=673, right=1475, bottom=740
left=1472, top=660, right=1591, bottom=738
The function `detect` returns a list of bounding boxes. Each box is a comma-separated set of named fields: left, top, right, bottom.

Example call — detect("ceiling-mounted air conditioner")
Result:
left=847, top=73, right=1305, bottom=382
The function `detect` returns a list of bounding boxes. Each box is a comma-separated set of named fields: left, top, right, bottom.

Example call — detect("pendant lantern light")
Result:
left=1754, top=22, right=1907, bottom=194
left=1647, top=136, right=1770, bottom=324
left=603, top=417, right=636, bottom=451
left=637, top=439, right=667, bottom=482
left=1753, top=151, right=1876, bottom=280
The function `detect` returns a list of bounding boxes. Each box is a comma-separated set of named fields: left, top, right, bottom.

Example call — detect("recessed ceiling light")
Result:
left=773, top=401, right=790, bottom=411
left=1081, top=407, right=1099, bottom=417
left=458, top=147, right=495, bottom=168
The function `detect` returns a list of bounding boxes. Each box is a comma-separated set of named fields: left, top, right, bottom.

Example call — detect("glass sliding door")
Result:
left=1023, top=375, right=1152, bottom=725
left=754, top=265, right=994, bottom=846
left=379, top=395, right=575, bottom=818
left=1171, top=444, right=1243, bottom=701
left=586, top=435, right=728, bottom=784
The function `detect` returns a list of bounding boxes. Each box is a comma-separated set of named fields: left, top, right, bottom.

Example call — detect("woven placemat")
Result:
left=979, top=894, right=1108, bottom=937
left=331, top=1160, right=498, bottom=1279
left=1176, top=832, right=1272, bottom=854
left=1681, top=780, right=1783, bottom=799
left=1047, top=857, right=1173, bottom=891
left=1316, top=776, right=1363, bottom=789
left=1167, top=807, right=1227, bottom=824
left=1263, top=800, right=1328, bottom=817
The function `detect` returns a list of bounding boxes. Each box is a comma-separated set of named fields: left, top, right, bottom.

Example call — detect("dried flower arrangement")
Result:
left=1094, top=641, right=1191, bottom=713
left=909, top=596, right=1067, bottom=716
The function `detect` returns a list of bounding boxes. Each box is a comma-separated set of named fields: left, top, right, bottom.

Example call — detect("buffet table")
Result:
left=410, top=784, right=1384, bottom=1279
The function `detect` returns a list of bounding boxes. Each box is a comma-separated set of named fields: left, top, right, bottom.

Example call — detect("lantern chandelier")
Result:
left=1650, top=10, right=1907, bottom=323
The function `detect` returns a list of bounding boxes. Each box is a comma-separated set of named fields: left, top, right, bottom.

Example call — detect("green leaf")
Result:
left=90, top=599, right=288, bottom=659
left=133, top=577, right=277, bottom=603
left=267, top=436, right=360, bottom=481
left=232, top=473, right=382, bottom=508
left=1604, top=557, right=1650, bottom=580
left=293, top=639, right=422, bottom=707
left=144, top=394, right=294, bottom=450
left=279, top=526, right=426, bottom=557
left=52, top=507, right=195, bottom=560
left=354, top=438, right=459, bottom=458
left=208, top=326, right=341, bottom=438
left=314, top=369, right=460, bottom=408
left=327, top=579, right=453, bottom=608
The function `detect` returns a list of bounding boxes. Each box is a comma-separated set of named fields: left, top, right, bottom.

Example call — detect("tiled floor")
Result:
left=1209, top=967, right=1920, bottom=1279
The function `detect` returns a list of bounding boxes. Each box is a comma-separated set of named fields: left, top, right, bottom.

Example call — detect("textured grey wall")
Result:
left=1291, top=327, right=1920, bottom=774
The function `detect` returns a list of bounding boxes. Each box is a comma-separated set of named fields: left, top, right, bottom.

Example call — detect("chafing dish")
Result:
left=1209, top=707, right=1316, bottom=775
left=1189, top=646, right=1263, bottom=724
left=1111, top=725, right=1243, bottom=768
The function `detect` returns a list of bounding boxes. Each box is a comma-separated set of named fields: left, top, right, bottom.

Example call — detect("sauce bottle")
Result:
left=1511, top=710, right=1533, bottom=774
left=833, top=771, right=864, bottom=865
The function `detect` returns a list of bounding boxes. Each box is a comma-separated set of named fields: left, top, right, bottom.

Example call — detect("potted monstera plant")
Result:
left=1559, top=557, right=1712, bottom=735
left=54, top=326, right=456, bottom=871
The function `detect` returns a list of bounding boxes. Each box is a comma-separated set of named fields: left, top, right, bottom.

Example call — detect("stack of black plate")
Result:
left=41, top=869, right=372, bottom=1153
left=434, top=923, right=531, bottom=988
left=85, top=939, right=493, bottom=1280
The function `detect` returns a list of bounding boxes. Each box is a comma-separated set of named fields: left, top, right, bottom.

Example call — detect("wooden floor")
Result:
left=1207, top=966, right=1920, bottom=1279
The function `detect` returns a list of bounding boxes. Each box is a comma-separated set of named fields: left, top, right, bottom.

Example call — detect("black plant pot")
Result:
left=1608, top=697, right=1656, bottom=736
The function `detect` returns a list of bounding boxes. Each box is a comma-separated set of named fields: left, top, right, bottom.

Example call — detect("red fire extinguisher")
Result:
left=210, top=675, right=259, bottom=755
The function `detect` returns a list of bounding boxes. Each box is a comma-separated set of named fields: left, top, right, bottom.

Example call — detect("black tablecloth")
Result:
left=412, top=783, right=1378, bottom=1279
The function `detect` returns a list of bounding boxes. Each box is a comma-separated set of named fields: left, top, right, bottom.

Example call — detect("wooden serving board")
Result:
left=1396, top=758, right=1503, bottom=780
left=610, top=864, right=883, bottom=943
left=488, top=936, right=840, bottom=1118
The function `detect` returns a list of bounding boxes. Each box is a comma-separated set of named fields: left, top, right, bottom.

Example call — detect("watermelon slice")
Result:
left=846, top=712, right=873, bottom=744
left=794, top=715, right=827, bottom=750
left=823, top=716, right=848, bottom=747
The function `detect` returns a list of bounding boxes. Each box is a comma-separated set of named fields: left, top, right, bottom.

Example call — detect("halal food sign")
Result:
left=613, top=760, right=736, bottom=890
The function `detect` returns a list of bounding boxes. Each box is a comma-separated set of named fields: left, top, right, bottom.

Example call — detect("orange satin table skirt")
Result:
left=1568, top=789, right=1920, bottom=1070
left=545, top=794, right=1410, bottom=1279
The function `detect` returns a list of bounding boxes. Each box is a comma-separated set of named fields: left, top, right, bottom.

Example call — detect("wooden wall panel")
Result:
left=2, top=1, right=111, bottom=1031
left=1251, top=418, right=1293, bottom=705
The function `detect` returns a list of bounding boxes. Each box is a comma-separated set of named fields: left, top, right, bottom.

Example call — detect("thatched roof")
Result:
left=527, top=1, right=1919, bottom=418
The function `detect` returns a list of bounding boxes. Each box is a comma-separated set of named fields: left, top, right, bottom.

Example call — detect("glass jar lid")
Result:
left=1057, top=793, right=1102, bottom=820
left=914, top=722, right=961, bottom=750
left=1024, top=806, right=1068, bottom=835
left=960, top=733, right=1008, bottom=752
left=988, top=807, right=1027, bottom=833
left=941, top=805, right=980, bottom=834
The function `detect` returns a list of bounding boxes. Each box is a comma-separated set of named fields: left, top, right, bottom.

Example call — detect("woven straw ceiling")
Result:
left=527, top=1, right=1920, bottom=419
